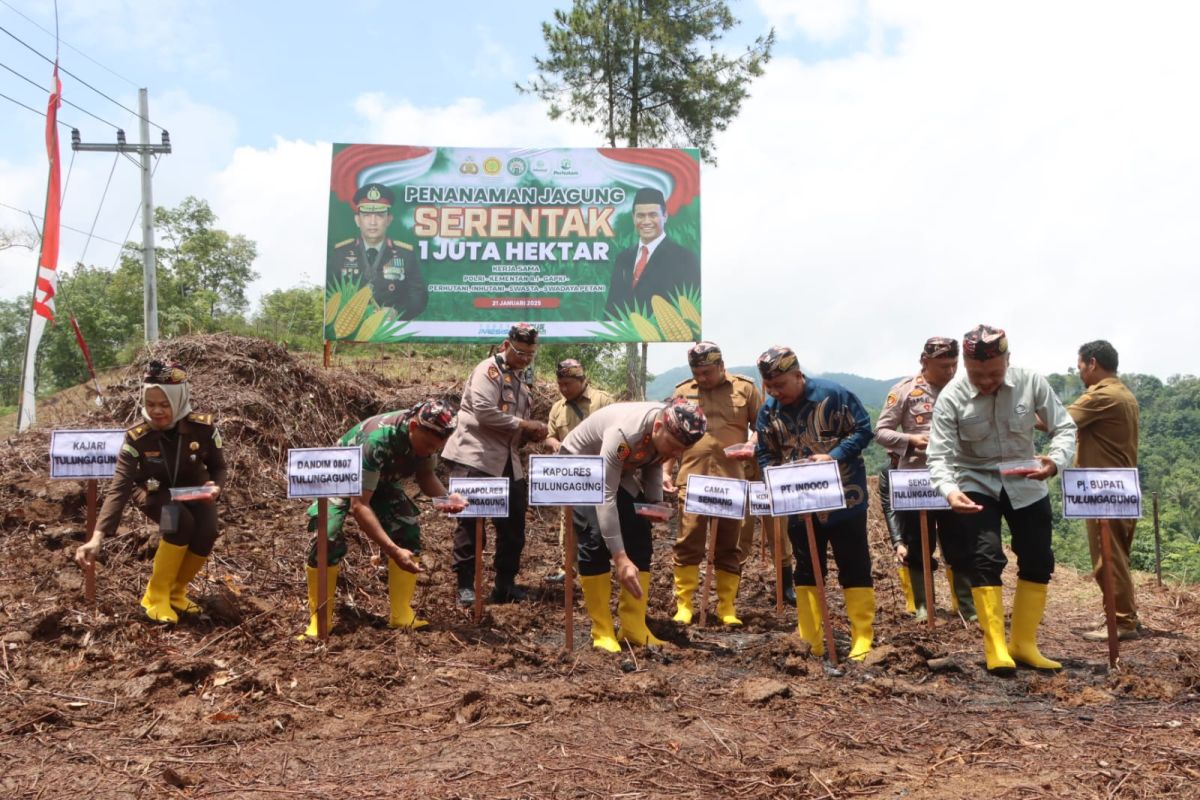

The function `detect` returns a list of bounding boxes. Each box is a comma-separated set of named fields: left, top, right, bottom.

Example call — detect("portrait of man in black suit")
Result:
left=328, top=182, right=428, bottom=320
left=605, top=187, right=700, bottom=318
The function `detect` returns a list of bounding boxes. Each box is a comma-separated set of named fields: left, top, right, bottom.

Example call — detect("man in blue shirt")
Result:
left=754, top=346, right=876, bottom=661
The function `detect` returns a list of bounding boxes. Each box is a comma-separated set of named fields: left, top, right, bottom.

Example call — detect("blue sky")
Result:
left=3, top=0, right=1200, bottom=379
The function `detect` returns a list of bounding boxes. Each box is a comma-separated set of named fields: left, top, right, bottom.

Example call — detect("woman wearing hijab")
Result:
left=75, top=360, right=226, bottom=623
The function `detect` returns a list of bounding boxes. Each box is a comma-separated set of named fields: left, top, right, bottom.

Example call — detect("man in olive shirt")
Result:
left=1068, top=340, right=1142, bottom=640
left=664, top=342, right=762, bottom=626
left=928, top=325, right=1076, bottom=673
left=544, top=358, right=614, bottom=581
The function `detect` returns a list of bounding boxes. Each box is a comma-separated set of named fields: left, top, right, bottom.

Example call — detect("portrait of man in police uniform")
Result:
left=328, top=183, right=428, bottom=320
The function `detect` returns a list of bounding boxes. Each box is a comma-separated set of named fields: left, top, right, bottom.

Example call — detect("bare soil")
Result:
left=2, top=335, right=1197, bottom=799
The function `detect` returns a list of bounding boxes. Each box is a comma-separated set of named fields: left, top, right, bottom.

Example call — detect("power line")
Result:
left=0, top=0, right=138, bottom=87
left=1, top=59, right=122, bottom=129
left=0, top=22, right=164, bottom=130
left=110, top=156, right=162, bottom=270
left=0, top=86, right=73, bottom=128
left=0, top=200, right=131, bottom=247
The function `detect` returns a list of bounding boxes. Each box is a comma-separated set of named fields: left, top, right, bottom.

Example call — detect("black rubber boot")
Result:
left=490, top=574, right=528, bottom=603
left=781, top=564, right=797, bottom=607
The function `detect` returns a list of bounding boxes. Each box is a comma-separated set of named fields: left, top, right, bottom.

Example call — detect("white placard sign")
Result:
left=527, top=455, right=605, bottom=506
left=749, top=481, right=772, bottom=516
left=764, top=460, right=846, bottom=515
left=889, top=469, right=950, bottom=511
left=49, top=429, right=125, bottom=480
left=1062, top=468, right=1143, bottom=519
left=684, top=474, right=748, bottom=520
left=287, top=446, right=363, bottom=499
left=449, top=476, right=510, bottom=518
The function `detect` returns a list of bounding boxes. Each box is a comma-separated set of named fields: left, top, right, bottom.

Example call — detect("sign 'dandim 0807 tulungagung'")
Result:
left=324, top=144, right=701, bottom=344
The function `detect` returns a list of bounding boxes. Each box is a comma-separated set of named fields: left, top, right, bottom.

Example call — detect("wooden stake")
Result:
left=1152, top=492, right=1162, bottom=587
left=564, top=507, right=575, bottom=651
left=698, top=517, right=718, bottom=627
left=322, top=340, right=331, bottom=368
left=1099, top=519, right=1121, bottom=669
left=316, top=498, right=329, bottom=641
left=772, top=516, right=784, bottom=612
left=919, top=510, right=935, bottom=631
left=473, top=517, right=485, bottom=623
left=804, top=514, right=838, bottom=666
left=84, top=479, right=97, bottom=604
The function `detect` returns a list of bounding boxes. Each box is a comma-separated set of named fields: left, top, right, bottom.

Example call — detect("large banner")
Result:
left=324, top=144, right=701, bottom=343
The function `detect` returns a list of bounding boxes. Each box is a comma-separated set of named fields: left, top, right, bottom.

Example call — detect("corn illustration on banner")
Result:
left=325, top=144, right=702, bottom=343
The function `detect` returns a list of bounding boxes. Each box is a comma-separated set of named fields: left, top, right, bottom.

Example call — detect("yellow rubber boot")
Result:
left=794, top=586, right=825, bottom=657
left=671, top=564, right=699, bottom=624
left=897, top=565, right=916, bottom=614
left=845, top=587, right=876, bottom=661
left=714, top=570, right=743, bottom=626
left=617, top=572, right=664, bottom=647
left=1008, top=580, right=1062, bottom=670
left=301, top=565, right=339, bottom=639
left=972, top=586, right=1015, bottom=673
left=170, top=551, right=208, bottom=614
left=141, top=540, right=188, bottom=623
left=945, top=568, right=960, bottom=613
left=580, top=572, right=620, bottom=652
left=387, top=560, right=429, bottom=630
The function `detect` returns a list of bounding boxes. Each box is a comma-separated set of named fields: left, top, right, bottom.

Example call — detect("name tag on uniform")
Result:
left=764, top=461, right=845, bottom=515
left=888, top=469, right=950, bottom=511
left=684, top=474, right=748, bottom=520
left=449, top=477, right=510, bottom=518
left=1061, top=468, right=1142, bottom=519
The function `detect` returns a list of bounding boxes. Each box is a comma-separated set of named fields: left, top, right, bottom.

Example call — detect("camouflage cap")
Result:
left=756, top=345, right=800, bottom=379
left=556, top=358, right=586, bottom=379
left=661, top=399, right=707, bottom=446
left=922, top=336, right=959, bottom=359
left=412, top=397, right=459, bottom=438
left=353, top=183, right=394, bottom=214
left=963, top=325, right=1008, bottom=361
left=144, top=359, right=188, bottom=385
left=508, top=322, right=540, bottom=345
left=687, top=341, right=723, bottom=368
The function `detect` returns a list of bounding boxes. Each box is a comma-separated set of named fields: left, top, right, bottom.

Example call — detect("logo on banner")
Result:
left=483, top=157, right=502, bottom=175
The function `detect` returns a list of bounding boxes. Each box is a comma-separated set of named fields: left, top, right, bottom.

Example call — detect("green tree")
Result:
left=0, top=295, right=31, bottom=407
left=521, top=0, right=774, bottom=397
left=253, top=285, right=325, bottom=350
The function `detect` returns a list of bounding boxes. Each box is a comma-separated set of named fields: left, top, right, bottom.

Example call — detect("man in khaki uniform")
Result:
left=442, top=323, right=549, bottom=605
left=544, top=358, right=615, bottom=581
left=665, top=342, right=762, bottom=626
left=1068, top=340, right=1142, bottom=641
left=875, top=337, right=976, bottom=621
left=561, top=401, right=707, bottom=651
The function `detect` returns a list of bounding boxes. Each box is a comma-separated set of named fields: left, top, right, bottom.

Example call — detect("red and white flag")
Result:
left=17, top=64, right=63, bottom=432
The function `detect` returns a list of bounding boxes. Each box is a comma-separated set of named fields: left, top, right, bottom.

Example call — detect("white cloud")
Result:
left=757, top=0, right=863, bottom=42
left=471, top=25, right=519, bottom=80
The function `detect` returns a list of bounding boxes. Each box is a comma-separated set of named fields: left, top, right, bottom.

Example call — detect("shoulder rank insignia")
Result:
left=731, top=373, right=755, bottom=383
left=617, top=442, right=631, bottom=460
left=674, top=377, right=693, bottom=389
left=394, top=240, right=413, bottom=251
left=910, top=388, right=924, bottom=398
left=487, top=365, right=500, bottom=380
left=128, top=423, right=150, bottom=440
left=885, top=393, right=898, bottom=407
left=187, top=412, right=213, bottom=425
left=334, top=238, right=355, bottom=248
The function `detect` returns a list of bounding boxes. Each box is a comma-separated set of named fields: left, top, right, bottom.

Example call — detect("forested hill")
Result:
left=646, top=366, right=898, bottom=410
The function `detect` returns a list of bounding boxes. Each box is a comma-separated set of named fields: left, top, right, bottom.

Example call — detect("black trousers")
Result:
left=961, top=491, right=1054, bottom=587
left=140, top=489, right=220, bottom=556
left=896, top=508, right=971, bottom=573
left=574, top=488, right=653, bottom=576
left=451, top=460, right=528, bottom=584
left=787, top=512, right=872, bottom=588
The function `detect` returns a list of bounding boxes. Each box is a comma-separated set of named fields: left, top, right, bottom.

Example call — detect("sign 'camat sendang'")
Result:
left=684, top=474, right=748, bottom=520
left=325, top=144, right=702, bottom=344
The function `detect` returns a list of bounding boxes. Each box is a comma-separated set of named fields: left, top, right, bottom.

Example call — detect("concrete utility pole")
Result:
left=72, top=88, right=170, bottom=342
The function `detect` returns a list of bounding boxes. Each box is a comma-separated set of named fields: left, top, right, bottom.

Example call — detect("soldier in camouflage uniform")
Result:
left=301, top=399, right=459, bottom=638
left=76, top=361, right=225, bottom=624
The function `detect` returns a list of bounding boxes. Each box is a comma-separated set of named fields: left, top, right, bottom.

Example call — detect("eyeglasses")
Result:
left=508, top=344, right=536, bottom=358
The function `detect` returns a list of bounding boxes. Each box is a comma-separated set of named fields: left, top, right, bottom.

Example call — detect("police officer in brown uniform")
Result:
left=329, top=183, right=428, bottom=319
left=75, top=361, right=226, bottom=623
left=442, top=323, right=549, bottom=605
left=664, top=342, right=762, bottom=626
left=560, top=401, right=707, bottom=651
left=544, top=358, right=615, bottom=581
left=875, top=337, right=976, bottom=621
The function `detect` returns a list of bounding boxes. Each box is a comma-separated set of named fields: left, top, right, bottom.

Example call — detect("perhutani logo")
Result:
left=483, top=157, right=502, bottom=175
left=460, top=158, right=479, bottom=175
left=552, top=157, right=579, bottom=177
left=506, top=158, right=527, bottom=176
left=531, top=159, right=548, bottom=174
